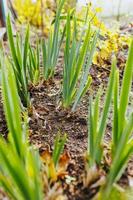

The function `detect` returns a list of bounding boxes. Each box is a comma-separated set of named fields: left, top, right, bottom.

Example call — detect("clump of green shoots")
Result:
left=52, top=133, right=67, bottom=167
left=39, top=133, right=68, bottom=199
left=101, top=39, right=133, bottom=199
left=63, top=12, right=98, bottom=111
left=0, top=52, right=43, bottom=200
left=42, top=0, right=66, bottom=80
left=41, top=133, right=67, bottom=182
left=28, top=40, right=40, bottom=85
left=88, top=61, right=116, bottom=167
left=87, top=39, right=133, bottom=199
left=6, top=15, right=30, bottom=107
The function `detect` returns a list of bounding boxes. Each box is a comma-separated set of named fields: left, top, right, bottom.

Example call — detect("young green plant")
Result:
left=42, top=0, right=66, bottom=80
left=6, top=15, right=30, bottom=107
left=40, top=133, right=67, bottom=183
left=88, top=61, right=116, bottom=167
left=0, top=52, right=43, bottom=200
left=63, top=12, right=98, bottom=111
left=28, top=41, right=40, bottom=85
left=101, top=39, right=133, bottom=199
left=52, top=133, right=67, bottom=167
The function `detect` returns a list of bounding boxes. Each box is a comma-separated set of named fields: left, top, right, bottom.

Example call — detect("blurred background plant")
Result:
left=11, top=0, right=76, bottom=36
left=0, top=50, right=43, bottom=200
left=76, top=3, right=131, bottom=68
left=12, top=0, right=56, bottom=36
left=11, top=0, right=131, bottom=68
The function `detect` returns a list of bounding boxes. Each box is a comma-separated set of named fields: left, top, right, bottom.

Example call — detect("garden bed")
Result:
left=28, top=62, right=132, bottom=199
left=1, top=57, right=132, bottom=200
left=0, top=6, right=133, bottom=199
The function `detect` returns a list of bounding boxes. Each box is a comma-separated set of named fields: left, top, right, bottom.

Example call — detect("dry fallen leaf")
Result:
left=40, top=148, right=70, bottom=183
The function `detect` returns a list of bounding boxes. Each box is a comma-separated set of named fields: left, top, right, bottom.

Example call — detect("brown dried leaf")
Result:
left=40, top=149, right=70, bottom=182
left=40, top=148, right=57, bottom=182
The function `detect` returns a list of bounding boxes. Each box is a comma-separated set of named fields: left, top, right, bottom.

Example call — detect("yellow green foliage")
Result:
left=93, top=30, right=130, bottom=67
left=76, top=3, right=106, bottom=33
left=76, top=4, right=130, bottom=67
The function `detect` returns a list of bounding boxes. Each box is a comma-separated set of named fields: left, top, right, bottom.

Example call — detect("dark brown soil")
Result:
left=29, top=62, right=111, bottom=155
left=0, top=92, right=7, bottom=137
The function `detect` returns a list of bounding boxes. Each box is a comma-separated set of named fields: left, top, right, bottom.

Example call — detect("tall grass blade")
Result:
left=118, top=40, right=133, bottom=137
left=93, top=60, right=116, bottom=164
left=1, top=55, right=23, bottom=157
